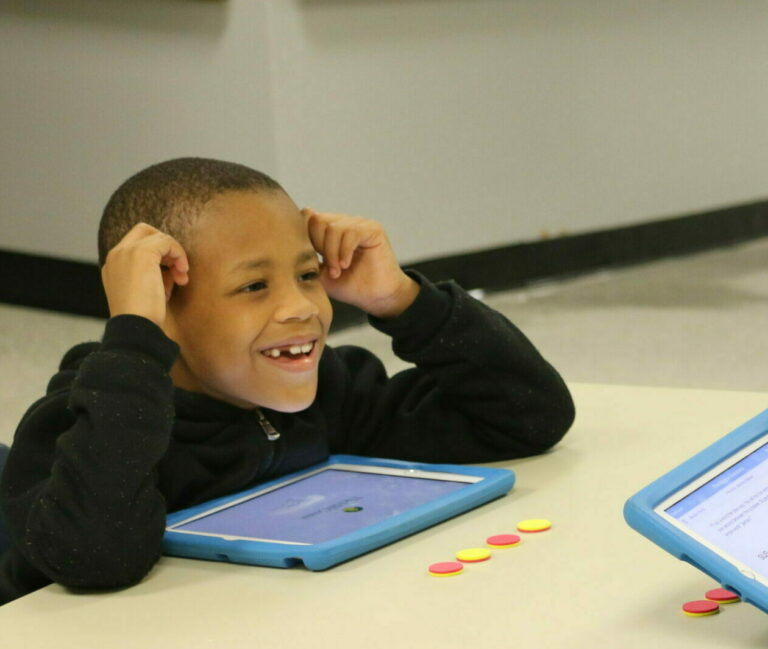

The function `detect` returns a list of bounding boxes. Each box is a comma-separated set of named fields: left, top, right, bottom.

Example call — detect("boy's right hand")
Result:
left=101, top=223, right=189, bottom=328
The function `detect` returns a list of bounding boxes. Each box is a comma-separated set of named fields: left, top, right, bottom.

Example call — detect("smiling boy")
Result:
left=134, top=189, right=418, bottom=412
left=0, top=158, right=574, bottom=604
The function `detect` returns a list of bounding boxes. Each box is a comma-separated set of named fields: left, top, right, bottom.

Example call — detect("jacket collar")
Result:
left=172, top=386, right=253, bottom=423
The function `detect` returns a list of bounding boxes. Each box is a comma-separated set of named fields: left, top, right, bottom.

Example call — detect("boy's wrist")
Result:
left=102, top=314, right=180, bottom=371
left=368, top=271, right=452, bottom=352
left=364, top=275, right=421, bottom=320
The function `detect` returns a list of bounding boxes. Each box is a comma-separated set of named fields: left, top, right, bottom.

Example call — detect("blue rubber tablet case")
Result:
left=164, top=455, right=515, bottom=570
left=624, top=409, right=768, bottom=613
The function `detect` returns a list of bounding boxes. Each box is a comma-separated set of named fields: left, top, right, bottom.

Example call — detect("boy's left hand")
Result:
left=304, top=208, right=420, bottom=319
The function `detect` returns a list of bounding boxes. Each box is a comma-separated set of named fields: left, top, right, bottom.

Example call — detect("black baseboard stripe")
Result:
left=411, top=200, right=768, bottom=294
left=3, top=199, right=768, bottom=331
left=0, top=250, right=109, bottom=319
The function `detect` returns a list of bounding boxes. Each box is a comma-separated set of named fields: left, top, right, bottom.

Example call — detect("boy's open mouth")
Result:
left=260, top=341, right=316, bottom=360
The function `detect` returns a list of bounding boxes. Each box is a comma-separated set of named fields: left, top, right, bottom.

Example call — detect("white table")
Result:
left=3, top=383, right=768, bottom=648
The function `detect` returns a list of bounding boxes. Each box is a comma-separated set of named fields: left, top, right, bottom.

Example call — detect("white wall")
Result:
left=2, top=0, right=768, bottom=265
left=0, top=0, right=276, bottom=261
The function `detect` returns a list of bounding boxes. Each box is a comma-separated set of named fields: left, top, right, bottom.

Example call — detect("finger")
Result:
left=161, top=261, right=189, bottom=296
left=108, top=222, right=160, bottom=255
left=161, top=257, right=189, bottom=287
left=305, top=208, right=342, bottom=229
left=338, top=229, right=360, bottom=270
left=138, top=233, right=187, bottom=291
left=321, top=222, right=344, bottom=279
left=170, top=252, right=189, bottom=284
left=306, top=209, right=348, bottom=228
left=160, top=250, right=189, bottom=288
left=307, top=213, right=328, bottom=258
left=161, top=267, right=175, bottom=302
left=145, top=234, right=188, bottom=273
left=124, top=221, right=161, bottom=240
left=121, top=229, right=187, bottom=267
left=170, top=265, right=189, bottom=287
left=355, top=220, right=386, bottom=250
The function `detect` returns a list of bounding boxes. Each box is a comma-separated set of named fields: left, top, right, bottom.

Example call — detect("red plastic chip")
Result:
left=682, top=600, right=720, bottom=616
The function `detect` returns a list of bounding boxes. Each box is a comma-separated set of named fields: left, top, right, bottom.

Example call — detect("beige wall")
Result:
left=2, top=0, right=768, bottom=264
left=0, top=0, right=276, bottom=261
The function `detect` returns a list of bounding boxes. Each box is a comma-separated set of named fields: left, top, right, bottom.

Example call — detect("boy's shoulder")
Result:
left=46, top=342, right=100, bottom=394
left=9, top=342, right=96, bottom=449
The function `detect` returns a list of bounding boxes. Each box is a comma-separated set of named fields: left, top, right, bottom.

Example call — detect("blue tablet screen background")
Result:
left=173, top=469, right=468, bottom=544
left=665, top=441, right=768, bottom=578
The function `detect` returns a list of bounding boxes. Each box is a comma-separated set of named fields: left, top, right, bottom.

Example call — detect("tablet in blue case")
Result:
left=624, top=409, right=768, bottom=613
left=164, top=455, right=515, bottom=571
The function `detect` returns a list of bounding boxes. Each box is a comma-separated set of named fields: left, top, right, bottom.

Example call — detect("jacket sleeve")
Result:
left=0, top=315, right=179, bottom=590
left=328, top=272, right=575, bottom=463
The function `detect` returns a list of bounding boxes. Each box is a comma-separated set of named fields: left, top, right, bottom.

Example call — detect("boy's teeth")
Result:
left=263, top=342, right=314, bottom=358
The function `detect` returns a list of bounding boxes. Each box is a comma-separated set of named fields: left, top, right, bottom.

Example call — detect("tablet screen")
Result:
left=170, top=467, right=469, bottom=545
left=661, top=439, right=768, bottom=581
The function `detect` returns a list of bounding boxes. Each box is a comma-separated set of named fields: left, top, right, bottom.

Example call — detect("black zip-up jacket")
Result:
left=0, top=274, right=575, bottom=604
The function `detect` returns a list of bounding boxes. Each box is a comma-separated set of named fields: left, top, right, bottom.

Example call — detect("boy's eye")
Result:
left=300, top=270, right=320, bottom=282
left=241, top=281, right=267, bottom=293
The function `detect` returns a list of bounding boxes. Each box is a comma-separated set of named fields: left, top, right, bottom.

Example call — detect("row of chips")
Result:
left=682, top=588, right=741, bottom=617
left=428, top=518, right=552, bottom=576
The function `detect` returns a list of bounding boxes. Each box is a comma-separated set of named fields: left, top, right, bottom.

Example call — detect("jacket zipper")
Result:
left=256, top=408, right=280, bottom=441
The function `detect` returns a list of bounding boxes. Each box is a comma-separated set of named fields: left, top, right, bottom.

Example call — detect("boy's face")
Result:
left=166, top=190, right=333, bottom=412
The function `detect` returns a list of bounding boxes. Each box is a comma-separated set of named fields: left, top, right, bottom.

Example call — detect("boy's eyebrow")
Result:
left=229, top=249, right=318, bottom=274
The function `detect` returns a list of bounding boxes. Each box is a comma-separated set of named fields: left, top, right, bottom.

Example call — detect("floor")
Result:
left=1, top=237, right=767, bottom=446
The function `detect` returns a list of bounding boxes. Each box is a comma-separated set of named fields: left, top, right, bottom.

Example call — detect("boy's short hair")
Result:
left=97, top=157, right=283, bottom=266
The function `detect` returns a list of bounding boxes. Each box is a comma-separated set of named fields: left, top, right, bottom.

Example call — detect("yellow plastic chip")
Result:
left=517, top=518, right=552, bottom=533
left=455, top=548, right=492, bottom=563
left=683, top=610, right=719, bottom=617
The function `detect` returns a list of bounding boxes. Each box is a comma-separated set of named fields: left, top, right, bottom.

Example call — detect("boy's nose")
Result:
left=273, top=287, right=320, bottom=322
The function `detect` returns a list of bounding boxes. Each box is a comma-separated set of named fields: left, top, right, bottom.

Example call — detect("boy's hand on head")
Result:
left=304, top=209, right=419, bottom=319
left=101, top=223, right=189, bottom=328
